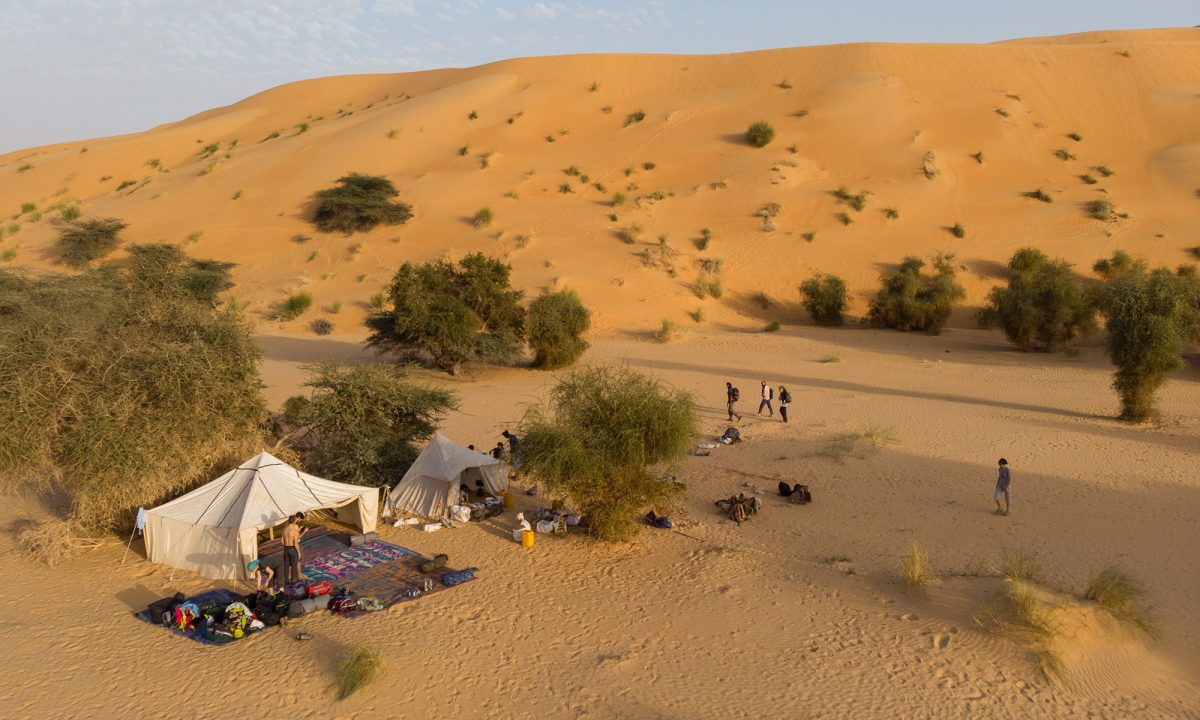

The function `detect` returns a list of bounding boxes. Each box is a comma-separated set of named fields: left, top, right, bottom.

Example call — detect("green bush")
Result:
left=800, top=274, right=849, bottom=326
left=278, top=292, right=313, bottom=320
left=57, top=217, right=127, bottom=267
left=0, top=249, right=264, bottom=533
left=472, top=207, right=492, bottom=229
left=1100, top=260, right=1200, bottom=421
left=1086, top=200, right=1114, bottom=221
left=746, top=121, right=775, bottom=148
left=312, top=173, right=413, bottom=234
left=277, top=363, right=456, bottom=487
left=333, top=643, right=383, bottom=699
left=528, top=289, right=591, bottom=369
left=366, top=253, right=525, bottom=373
left=519, top=366, right=697, bottom=541
left=977, top=248, right=1096, bottom=351
left=867, top=254, right=965, bottom=334
left=311, top=318, right=334, bottom=335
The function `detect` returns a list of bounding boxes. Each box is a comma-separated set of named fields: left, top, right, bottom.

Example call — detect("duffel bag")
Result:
left=442, top=568, right=477, bottom=587
left=287, top=601, right=305, bottom=619
left=307, top=581, right=332, bottom=597
left=418, top=554, right=449, bottom=574
left=147, top=592, right=186, bottom=625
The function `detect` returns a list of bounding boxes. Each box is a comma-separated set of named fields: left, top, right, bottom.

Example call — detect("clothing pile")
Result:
left=716, top=493, right=761, bottom=524
left=719, top=427, right=742, bottom=445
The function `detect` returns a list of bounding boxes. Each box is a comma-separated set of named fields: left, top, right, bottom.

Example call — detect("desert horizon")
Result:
left=2, top=22, right=1199, bottom=719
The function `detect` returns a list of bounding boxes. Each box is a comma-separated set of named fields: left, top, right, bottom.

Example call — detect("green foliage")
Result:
left=1080, top=174, right=1098, bottom=185
left=57, top=217, right=127, bottom=267
left=695, top=271, right=723, bottom=299
left=519, top=366, right=697, bottom=541
left=624, top=110, right=645, bottom=127
left=1086, top=200, right=1114, bottom=221
left=746, top=121, right=775, bottom=147
left=1099, top=259, right=1199, bottom=421
left=697, top=227, right=714, bottom=251
left=642, top=161, right=656, bottom=171
left=951, top=223, right=965, bottom=238
left=1095, top=165, right=1114, bottom=177
left=20, top=202, right=36, bottom=214
left=612, top=192, right=626, bottom=206
left=1067, top=132, right=1082, bottom=142
left=367, top=253, right=525, bottom=373
left=618, top=223, right=642, bottom=244
left=1025, top=188, right=1053, bottom=203
left=60, top=205, right=81, bottom=221
left=1085, top=567, right=1156, bottom=634
left=763, top=320, right=781, bottom=332
left=311, top=318, right=334, bottom=335
left=800, top=274, right=849, bottom=326
left=1054, top=148, right=1076, bottom=161
left=0, top=250, right=264, bottom=531
left=333, top=642, right=383, bottom=700
left=471, top=207, right=493, bottom=229
left=528, top=289, right=591, bottom=369
left=278, top=292, right=313, bottom=320
left=312, top=173, right=413, bottom=234
left=16, top=163, right=33, bottom=173
left=833, top=186, right=868, bottom=211
left=978, top=248, right=1096, bottom=351
left=654, top=319, right=678, bottom=343
left=279, top=363, right=455, bottom=487
left=883, top=207, right=899, bottom=219
left=868, top=254, right=965, bottom=334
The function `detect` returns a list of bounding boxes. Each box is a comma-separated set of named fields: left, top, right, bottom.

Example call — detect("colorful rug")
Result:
left=341, top=554, right=475, bottom=612
left=258, top=525, right=347, bottom=564
left=300, top=541, right=415, bottom=583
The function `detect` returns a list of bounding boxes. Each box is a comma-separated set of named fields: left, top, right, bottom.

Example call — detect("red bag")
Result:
left=307, top=581, right=332, bottom=597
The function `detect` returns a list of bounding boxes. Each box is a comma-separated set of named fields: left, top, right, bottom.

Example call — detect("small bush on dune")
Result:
left=1024, top=188, right=1053, bottom=203
left=333, top=643, right=383, bottom=700
left=528, top=288, right=591, bottom=369
left=695, top=271, right=723, bottom=299
left=901, top=541, right=931, bottom=589
left=868, top=254, right=965, bottom=334
left=800, top=274, right=849, bottom=326
left=311, top=318, right=334, bottom=335
left=974, top=578, right=1064, bottom=682
left=977, top=248, right=1096, bottom=352
left=277, top=363, right=456, bottom=487
left=472, top=207, right=492, bottom=229
left=57, top=217, right=127, bottom=267
left=654, top=319, right=678, bottom=343
left=1084, top=567, right=1156, bottom=634
left=278, top=292, right=313, bottom=320
left=763, top=320, right=781, bottom=332
left=1086, top=199, right=1115, bottom=221
left=746, top=121, right=775, bottom=148
left=312, top=173, right=413, bottom=234
left=951, top=223, right=965, bottom=238
left=519, top=366, right=697, bottom=542
left=624, top=110, right=645, bottom=127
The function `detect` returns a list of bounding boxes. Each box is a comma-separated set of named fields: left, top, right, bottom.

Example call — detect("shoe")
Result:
left=296, top=632, right=313, bottom=641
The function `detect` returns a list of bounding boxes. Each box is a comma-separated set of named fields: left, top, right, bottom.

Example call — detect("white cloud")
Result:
left=495, top=7, right=515, bottom=21
left=525, top=2, right=559, bottom=20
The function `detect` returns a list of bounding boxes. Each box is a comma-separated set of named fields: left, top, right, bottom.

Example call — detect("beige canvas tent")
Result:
left=388, top=432, right=509, bottom=518
left=144, top=451, right=379, bottom=580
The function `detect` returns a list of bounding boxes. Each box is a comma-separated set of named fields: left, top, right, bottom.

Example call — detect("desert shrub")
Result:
left=974, top=579, right=1064, bottom=681
left=519, top=366, right=697, bottom=541
left=624, top=110, right=645, bottom=127
left=763, top=320, right=781, bottom=332
left=1025, top=188, right=1052, bottom=203
left=528, top=289, right=591, bottom=369
left=1099, top=260, right=1199, bottom=421
left=1081, top=174, right=1098, bottom=185
left=951, top=223, right=965, bottom=238
left=697, top=228, right=714, bottom=251
left=833, top=186, right=868, bottom=211
left=868, top=254, right=965, bottom=334
left=654, top=319, right=678, bottom=343
left=366, top=253, right=525, bottom=373
left=20, top=202, right=36, bottom=214
left=57, top=217, right=127, bottom=267
left=901, top=541, right=931, bottom=589
left=1054, top=148, right=1075, bottom=161
left=1086, top=199, right=1114, bottom=221
left=800, top=274, right=849, bottom=326
left=1084, top=567, right=1155, bottom=634
left=977, top=248, right=1096, bottom=351
left=0, top=250, right=264, bottom=532
left=312, top=173, right=413, bottom=234
left=311, top=318, right=334, bottom=335
left=746, top=121, right=775, bottom=147
left=1096, top=165, right=1114, bottom=177
left=333, top=642, right=383, bottom=699
left=695, top=271, right=723, bottom=299
left=277, top=363, right=455, bottom=487
left=1067, top=132, right=1082, bottom=142
left=278, top=292, right=313, bottom=320
left=471, top=207, right=492, bottom=229
left=612, top=192, right=626, bottom=206
left=617, top=223, right=642, bottom=244
left=883, top=208, right=899, bottom=219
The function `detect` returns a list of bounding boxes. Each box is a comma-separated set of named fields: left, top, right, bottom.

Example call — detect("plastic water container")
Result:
left=502, top=492, right=514, bottom=508
left=521, top=529, right=535, bottom=548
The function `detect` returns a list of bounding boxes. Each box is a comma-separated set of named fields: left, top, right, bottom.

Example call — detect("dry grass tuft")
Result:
left=1084, top=567, right=1156, bottom=635
left=17, top=519, right=103, bottom=567
left=334, top=643, right=383, bottom=699
left=901, top=541, right=931, bottom=590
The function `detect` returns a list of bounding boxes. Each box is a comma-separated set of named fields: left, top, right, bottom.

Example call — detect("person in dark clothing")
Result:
left=994, top=458, right=1012, bottom=515
left=778, top=385, right=792, bottom=423
left=757, top=380, right=774, bottom=416
left=248, top=556, right=282, bottom=591
left=725, top=382, right=742, bottom=421
left=281, top=514, right=305, bottom=585
left=490, top=442, right=506, bottom=460
left=502, top=430, right=522, bottom=471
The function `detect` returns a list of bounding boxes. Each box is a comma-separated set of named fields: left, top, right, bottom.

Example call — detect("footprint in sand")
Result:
left=932, top=633, right=950, bottom=650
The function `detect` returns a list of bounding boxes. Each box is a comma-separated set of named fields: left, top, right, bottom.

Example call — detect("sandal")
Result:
left=295, top=632, right=313, bottom=641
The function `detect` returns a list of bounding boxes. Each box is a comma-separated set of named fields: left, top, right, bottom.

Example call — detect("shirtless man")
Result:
left=281, top=514, right=307, bottom=585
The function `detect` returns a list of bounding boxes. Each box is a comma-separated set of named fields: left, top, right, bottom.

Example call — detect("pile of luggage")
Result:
left=716, top=493, right=761, bottom=524
left=146, top=591, right=276, bottom=644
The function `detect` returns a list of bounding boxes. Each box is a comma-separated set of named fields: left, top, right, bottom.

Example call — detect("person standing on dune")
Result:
left=757, top=380, right=774, bottom=417
left=993, top=458, right=1011, bottom=515
left=778, top=385, right=791, bottom=423
left=725, top=382, right=741, bottom=422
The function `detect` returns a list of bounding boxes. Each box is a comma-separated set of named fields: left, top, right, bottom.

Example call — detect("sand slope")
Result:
left=2, top=29, right=1199, bottom=336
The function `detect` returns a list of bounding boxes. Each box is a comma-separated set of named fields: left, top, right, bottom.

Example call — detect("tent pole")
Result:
left=120, top=525, right=137, bottom=564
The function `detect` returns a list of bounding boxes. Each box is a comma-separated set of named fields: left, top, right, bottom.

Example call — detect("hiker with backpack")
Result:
left=725, top=382, right=742, bottom=421
left=757, top=380, right=774, bottom=417
left=778, top=385, right=792, bottom=423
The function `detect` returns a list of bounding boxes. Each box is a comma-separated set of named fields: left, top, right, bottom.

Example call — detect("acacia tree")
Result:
left=528, top=288, right=591, bottom=368
left=1101, top=263, right=1199, bottom=421
left=867, top=254, right=964, bottom=334
left=312, top=173, right=413, bottom=234
left=366, top=253, right=525, bottom=373
left=978, top=248, right=1096, bottom=351
left=277, top=362, right=456, bottom=486
left=519, top=366, right=697, bottom=541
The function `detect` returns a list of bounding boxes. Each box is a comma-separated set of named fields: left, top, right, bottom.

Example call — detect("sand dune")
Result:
left=2, top=29, right=1200, bottom=718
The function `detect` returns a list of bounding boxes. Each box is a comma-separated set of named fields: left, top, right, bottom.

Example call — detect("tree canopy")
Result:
left=312, top=173, right=413, bottom=234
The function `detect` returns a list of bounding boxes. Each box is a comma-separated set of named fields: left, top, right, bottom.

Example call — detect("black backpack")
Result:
left=777, top=481, right=793, bottom=497
left=793, top=484, right=812, bottom=504
left=780, top=389, right=792, bottom=404
left=769, top=387, right=775, bottom=400
left=730, top=387, right=740, bottom=401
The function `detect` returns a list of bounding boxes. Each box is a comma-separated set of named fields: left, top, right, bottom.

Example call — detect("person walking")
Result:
left=778, top=385, right=792, bottom=423
left=757, top=380, right=774, bottom=416
left=725, top=382, right=741, bottom=422
left=993, top=458, right=1012, bottom=516
left=502, top=430, right=522, bottom=470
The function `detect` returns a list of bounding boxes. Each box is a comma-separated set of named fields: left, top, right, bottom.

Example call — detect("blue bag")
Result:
left=441, top=568, right=477, bottom=587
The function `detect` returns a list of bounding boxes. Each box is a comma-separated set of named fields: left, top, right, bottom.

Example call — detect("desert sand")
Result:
left=1, top=28, right=1199, bottom=719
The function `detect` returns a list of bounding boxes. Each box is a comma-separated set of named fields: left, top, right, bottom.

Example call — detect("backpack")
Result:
left=792, top=484, right=812, bottom=505
left=780, top=389, right=791, bottom=404
left=777, top=481, right=793, bottom=497
left=419, top=553, right=449, bottom=574
left=769, top=387, right=775, bottom=400
left=329, top=596, right=358, bottom=614
left=730, top=503, right=748, bottom=524
left=730, top=387, right=740, bottom=401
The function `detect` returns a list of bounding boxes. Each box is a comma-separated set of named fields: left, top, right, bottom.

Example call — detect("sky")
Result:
left=2, top=0, right=1195, bottom=153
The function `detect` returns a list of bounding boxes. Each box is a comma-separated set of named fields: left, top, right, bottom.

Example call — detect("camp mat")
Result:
left=341, top=554, right=475, bottom=612
left=134, top=588, right=249, bottom=646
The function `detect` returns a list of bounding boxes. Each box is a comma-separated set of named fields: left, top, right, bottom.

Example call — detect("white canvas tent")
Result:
left=389, top=432, right=509, bottom=518
left=144, top=452, right=379, bottom=580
